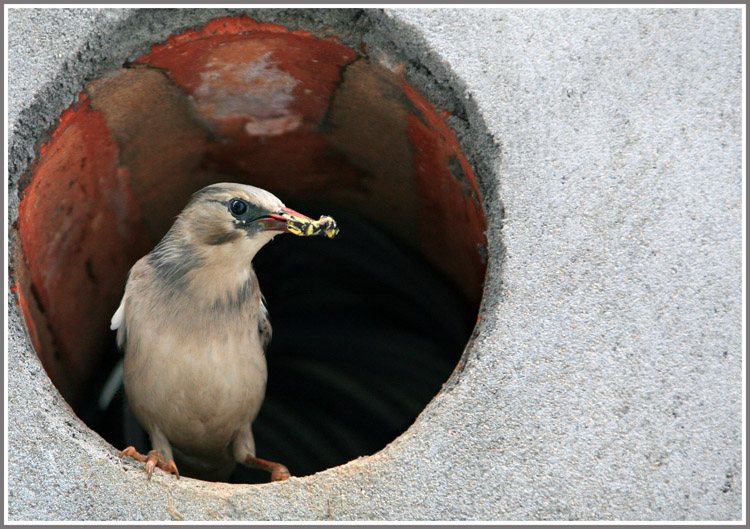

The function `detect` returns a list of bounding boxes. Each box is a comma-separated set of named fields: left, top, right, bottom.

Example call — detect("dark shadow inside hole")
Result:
left=81, top=207, right=474, bottom=483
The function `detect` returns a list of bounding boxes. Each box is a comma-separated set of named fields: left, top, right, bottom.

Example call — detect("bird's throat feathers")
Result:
left=147, top=219, right=268, bottom=311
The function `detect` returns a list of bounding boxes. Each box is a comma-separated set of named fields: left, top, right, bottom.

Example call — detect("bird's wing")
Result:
left=111, top=295, right=125, bottom=330
left=110, top=292, right=128, bottom=350
left=258, top=294, right=272, bottom=355
left=111, top=266, right=139, bottom=351
left=100, top=282, right=130, bottom=411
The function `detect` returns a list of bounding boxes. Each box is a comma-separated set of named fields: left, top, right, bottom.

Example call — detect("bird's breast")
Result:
left=123, top=300, right=268, bottom=455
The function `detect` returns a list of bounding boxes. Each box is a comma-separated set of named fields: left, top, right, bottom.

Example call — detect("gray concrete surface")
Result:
left=6, top=7, right=743, bottom=521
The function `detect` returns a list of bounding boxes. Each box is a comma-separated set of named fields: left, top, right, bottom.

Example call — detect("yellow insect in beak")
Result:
left=265, top=207, right=339, bottom=238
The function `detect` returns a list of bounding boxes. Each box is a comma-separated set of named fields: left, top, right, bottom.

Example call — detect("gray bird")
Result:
left=111, top=182, right=338, bottom=482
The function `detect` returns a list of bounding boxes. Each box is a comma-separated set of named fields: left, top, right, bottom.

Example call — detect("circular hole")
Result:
left=13, top=15, right=487, bottom=483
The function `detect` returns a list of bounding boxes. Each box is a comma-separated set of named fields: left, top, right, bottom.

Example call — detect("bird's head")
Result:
left=145, top=183, right=337, bottom=294
left=180, top=182, right=337, bottom=250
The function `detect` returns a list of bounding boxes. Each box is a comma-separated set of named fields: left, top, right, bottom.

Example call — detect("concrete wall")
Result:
left=7, top=8, right=743, bottom=521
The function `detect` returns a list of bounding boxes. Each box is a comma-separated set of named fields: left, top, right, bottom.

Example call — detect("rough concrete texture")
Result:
left=7, top=8, right=743, bottom=521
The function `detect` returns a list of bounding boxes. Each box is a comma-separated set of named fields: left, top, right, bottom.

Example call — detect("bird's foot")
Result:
left=244, top=456, right=291, bottom=482
left=120, top=446, right=180, bottom=480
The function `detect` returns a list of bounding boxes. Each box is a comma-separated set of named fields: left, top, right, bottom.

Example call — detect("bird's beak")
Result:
left=262, top=207, right=312, bottom=233
left=260, top=207, right=339, bottom=238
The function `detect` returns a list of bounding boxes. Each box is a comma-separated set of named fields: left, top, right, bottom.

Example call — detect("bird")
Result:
left=111, top=182, right=338, bottom=482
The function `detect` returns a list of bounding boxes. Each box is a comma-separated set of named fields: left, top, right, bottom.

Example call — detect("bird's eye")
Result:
left=229, top=199, right=249, bottom=217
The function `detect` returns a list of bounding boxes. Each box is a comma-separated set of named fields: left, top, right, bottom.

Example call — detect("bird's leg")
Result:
left=120, top=446, right=180, bottom=480
left=243, top=456, right=291, bottom=482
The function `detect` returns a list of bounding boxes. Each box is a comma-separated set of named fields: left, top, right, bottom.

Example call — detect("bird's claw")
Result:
left=271, top=465, right=291, bottom=482
left=120, top=446, right=180, bottom=480
left=244, top=455, right=291, bottom=482
left=286, top=215, right=339, bottom=239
